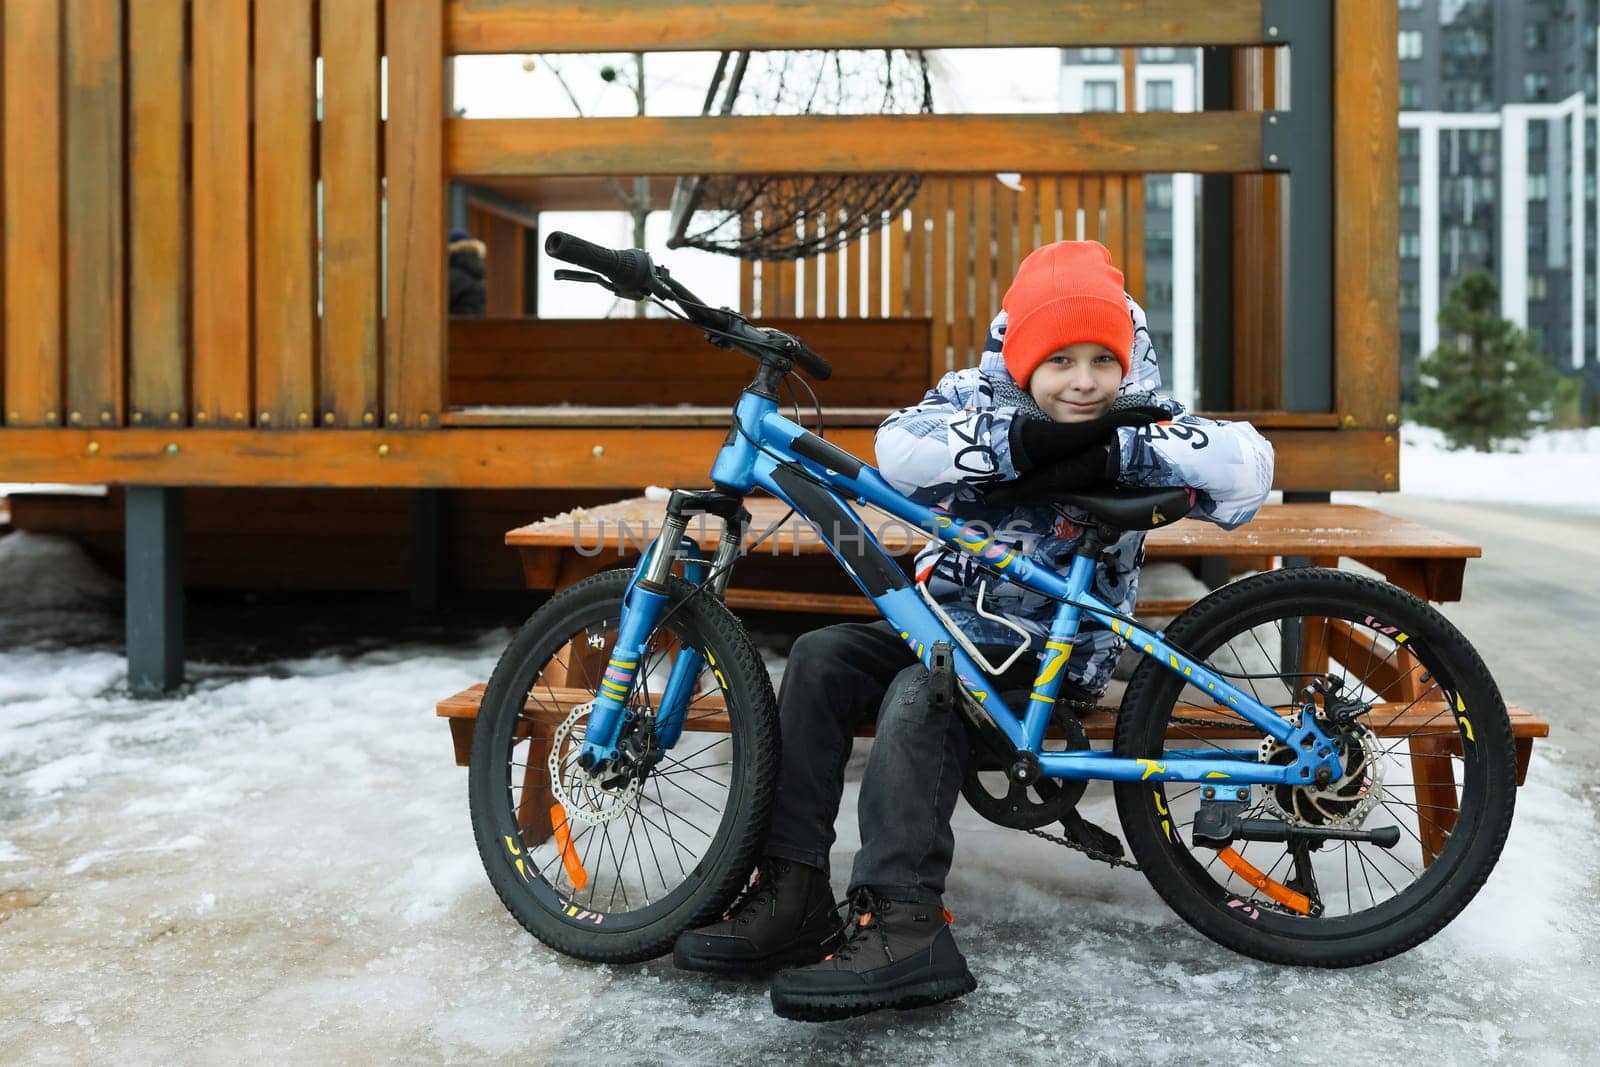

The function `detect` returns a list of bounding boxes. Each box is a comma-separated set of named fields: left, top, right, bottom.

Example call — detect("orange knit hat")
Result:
left=1001, top=240, right=1133, bottom=387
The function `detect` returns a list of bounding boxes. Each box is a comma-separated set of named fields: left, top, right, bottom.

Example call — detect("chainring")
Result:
left=962, top=693, right=1092, bottom=830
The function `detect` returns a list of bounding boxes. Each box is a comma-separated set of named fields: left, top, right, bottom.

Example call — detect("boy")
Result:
left=673, top=240, right=1274, bottom=1020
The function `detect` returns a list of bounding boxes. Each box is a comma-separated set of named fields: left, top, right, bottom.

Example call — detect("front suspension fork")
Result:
left=577, top=510, right=741, bottom=767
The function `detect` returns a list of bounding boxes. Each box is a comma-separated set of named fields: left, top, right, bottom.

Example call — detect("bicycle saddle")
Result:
left=1057, top=485, right=1197, bottom=531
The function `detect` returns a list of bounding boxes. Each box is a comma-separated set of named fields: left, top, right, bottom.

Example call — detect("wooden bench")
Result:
left=439, top=496, right=1548, bottom=867
left=435, top=683, right=1547, bottom=867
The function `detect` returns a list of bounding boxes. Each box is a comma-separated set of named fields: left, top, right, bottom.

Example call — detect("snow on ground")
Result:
left=2, top=534, right=1599, bottom=1063
left=1385, top=427, right=1600, bottom=513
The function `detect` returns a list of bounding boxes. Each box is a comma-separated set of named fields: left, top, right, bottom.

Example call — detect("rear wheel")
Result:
left=1114, top=568, right=1517, bottom=966
left=468, top=569, right=779, bottom=963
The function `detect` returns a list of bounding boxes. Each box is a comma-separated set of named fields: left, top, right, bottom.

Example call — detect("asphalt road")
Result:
left=1339, top=493, right=1600, bottom=779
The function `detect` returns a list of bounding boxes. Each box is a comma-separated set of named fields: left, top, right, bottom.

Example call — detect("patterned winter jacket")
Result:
left=874, top=301, right=1275, bottom=695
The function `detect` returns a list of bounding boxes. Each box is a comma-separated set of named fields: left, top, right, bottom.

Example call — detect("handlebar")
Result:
left=544, top=231, right=832, bottom=382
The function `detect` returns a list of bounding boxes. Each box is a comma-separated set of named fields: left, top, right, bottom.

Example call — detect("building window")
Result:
left=1525, top=72, right=1550, bottom=101
left=1398, top=30, right=1423, bottom=61
left=1080, top=48, right=1118, bottom=63
left=1139, top=47, right=1177, bottom=62
left=1145, top=80, right=1174, bottom=112
left=1400, top=128, right=1420, bottom=158
left=1526, top=23, right=1547, bottom=50
left=1528, top=122, right=1546, bottom=153
left=1528, top=173, right=1549, bottom=201
left=1400, top=281, right=1420, bottom=308
left=1399, top=0, right=1422, bottom=9
left=1400, top=232, right=1422, bottom=258
left=1145, top=178, right=1173, bottom=209
left=1529, top=274, right=1549, bottom=300
left=1083, top=81, right=1119, bottom=112
left=1400, top=182, right=1422, bottom=208
left=1400, top=81, right=1423, bottom=109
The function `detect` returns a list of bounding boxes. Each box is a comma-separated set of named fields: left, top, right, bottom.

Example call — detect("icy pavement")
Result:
left=3, top=536, right=1599, bottom=1064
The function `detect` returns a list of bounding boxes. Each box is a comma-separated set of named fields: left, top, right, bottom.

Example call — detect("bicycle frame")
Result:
left=579, top=386, right=1345, bottom=791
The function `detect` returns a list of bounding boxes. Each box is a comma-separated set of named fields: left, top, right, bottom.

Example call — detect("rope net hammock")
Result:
left=666, top=49, right=934, bottom=261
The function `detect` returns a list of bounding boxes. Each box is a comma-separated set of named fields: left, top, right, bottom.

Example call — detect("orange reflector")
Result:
left=550, top=803, right=588, bottom=892
left=942, top=907, right=954, bottom=924
left=1216, top=847, right=1311, bottom=915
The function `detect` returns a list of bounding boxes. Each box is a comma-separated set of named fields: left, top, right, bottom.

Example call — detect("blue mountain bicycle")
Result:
left=468, top=233, right=1517, bottom=968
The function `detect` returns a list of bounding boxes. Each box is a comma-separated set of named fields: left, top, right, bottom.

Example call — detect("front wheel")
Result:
left=468, top=568, right=779, bottom=963
left=1113, top=568, right=1517, bottom=967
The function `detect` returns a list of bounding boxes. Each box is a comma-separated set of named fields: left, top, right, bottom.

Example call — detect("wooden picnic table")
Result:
left=505, top=495, right=1483, bottom=614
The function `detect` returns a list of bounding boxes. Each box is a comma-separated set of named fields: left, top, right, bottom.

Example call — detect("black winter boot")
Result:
left=769, top=887, right=978, bottom=1021
left=673, top=857, right=840, bottom=976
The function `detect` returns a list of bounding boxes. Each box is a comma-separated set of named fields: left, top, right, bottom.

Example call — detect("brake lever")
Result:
left=554, top=269, right=616, bottom=293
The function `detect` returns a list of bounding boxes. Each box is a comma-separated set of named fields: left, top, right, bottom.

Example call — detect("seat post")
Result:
left=1073, top=523, right=1123, bottom=560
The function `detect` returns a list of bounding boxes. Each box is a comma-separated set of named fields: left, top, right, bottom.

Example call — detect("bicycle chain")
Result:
left=1020, top=697, right=1260, bottom=872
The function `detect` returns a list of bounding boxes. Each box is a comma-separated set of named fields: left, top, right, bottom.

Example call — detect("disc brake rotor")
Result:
left=547, top=701, right=643, bottom=827
left=1259, top=717, right=1384, bottom=829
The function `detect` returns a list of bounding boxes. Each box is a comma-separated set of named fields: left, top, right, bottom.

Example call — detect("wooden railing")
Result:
left=0, top=1, right=1400, bottom=494
left=0, top=0, right=443, bottom=433
left=738, top=174, right=1147, bottom=382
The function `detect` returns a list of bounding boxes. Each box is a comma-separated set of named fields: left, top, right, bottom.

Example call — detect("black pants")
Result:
left=763, top=620, right=1055, bottom=906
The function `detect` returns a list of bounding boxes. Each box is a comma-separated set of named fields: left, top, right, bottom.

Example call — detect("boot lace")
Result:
left=829, top=887, right=893, bottom=963
left=721, top=858, right=789, bottom=924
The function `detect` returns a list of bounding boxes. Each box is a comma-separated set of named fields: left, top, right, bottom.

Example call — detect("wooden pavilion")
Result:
left=0, top=1, right=1399, bottom=690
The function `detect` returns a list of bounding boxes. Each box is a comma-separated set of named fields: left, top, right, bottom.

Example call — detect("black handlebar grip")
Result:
left=792, top=345, right=832, bottom=382
left=544, top=231, right=621, bottom=275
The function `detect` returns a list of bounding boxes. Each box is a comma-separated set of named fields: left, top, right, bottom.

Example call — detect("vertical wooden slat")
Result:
left=128, top=0, right=186, bottom=429
left=995, top=180, right=1015, bottom=300
left=888, top=201, right=907, bottom=317
left=1125, top=176, right=1146, bottom=304
left=1060, top=176, right=1080, bottom=242
left=1017, top=174, right=1036, bottom=262
left=254, top=0, right=316, bottom=430
left=3, top=2, right=63, bottom=426
left=1103, top=176, right=1126, bottom=270
left=908, top=186, right=927, bottom=317
left=867, top=214, right=883, bottom=318
left=193, top=0, right=252, bottom=427
left=1335, top=0, right=1398, bottom=433
left=972, top=178, right=992, bottom=356
left=64, top=0, right=123, bottom=429
left=1082, top=176, right=1102, bottom=245
left=775, top=255, right=795, bottom=317
left=1038, top=174, right=1058, bottom=246
left=951, top=180, right=971, bottom=368
left=474, top=209, right=526, bottom=317
left=322, top=0, right=382, bottom=427
left=385, top=0, right=447, bottom=428
left=841, top=219, right=857, bottom=318
left=804, top=211, right=821, bottom=318
left=738, top=215, right=754, bottom=316
left=928, top=179, right=949, bottom=381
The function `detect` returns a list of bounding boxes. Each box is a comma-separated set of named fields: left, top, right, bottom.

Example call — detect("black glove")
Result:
left=1009, top=406, right=1168, bottom=472
left=982, top=443, right=1121, bottom=509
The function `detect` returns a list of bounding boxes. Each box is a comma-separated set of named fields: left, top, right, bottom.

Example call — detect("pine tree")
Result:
left=1410, top=271, right=1557, bottom=451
